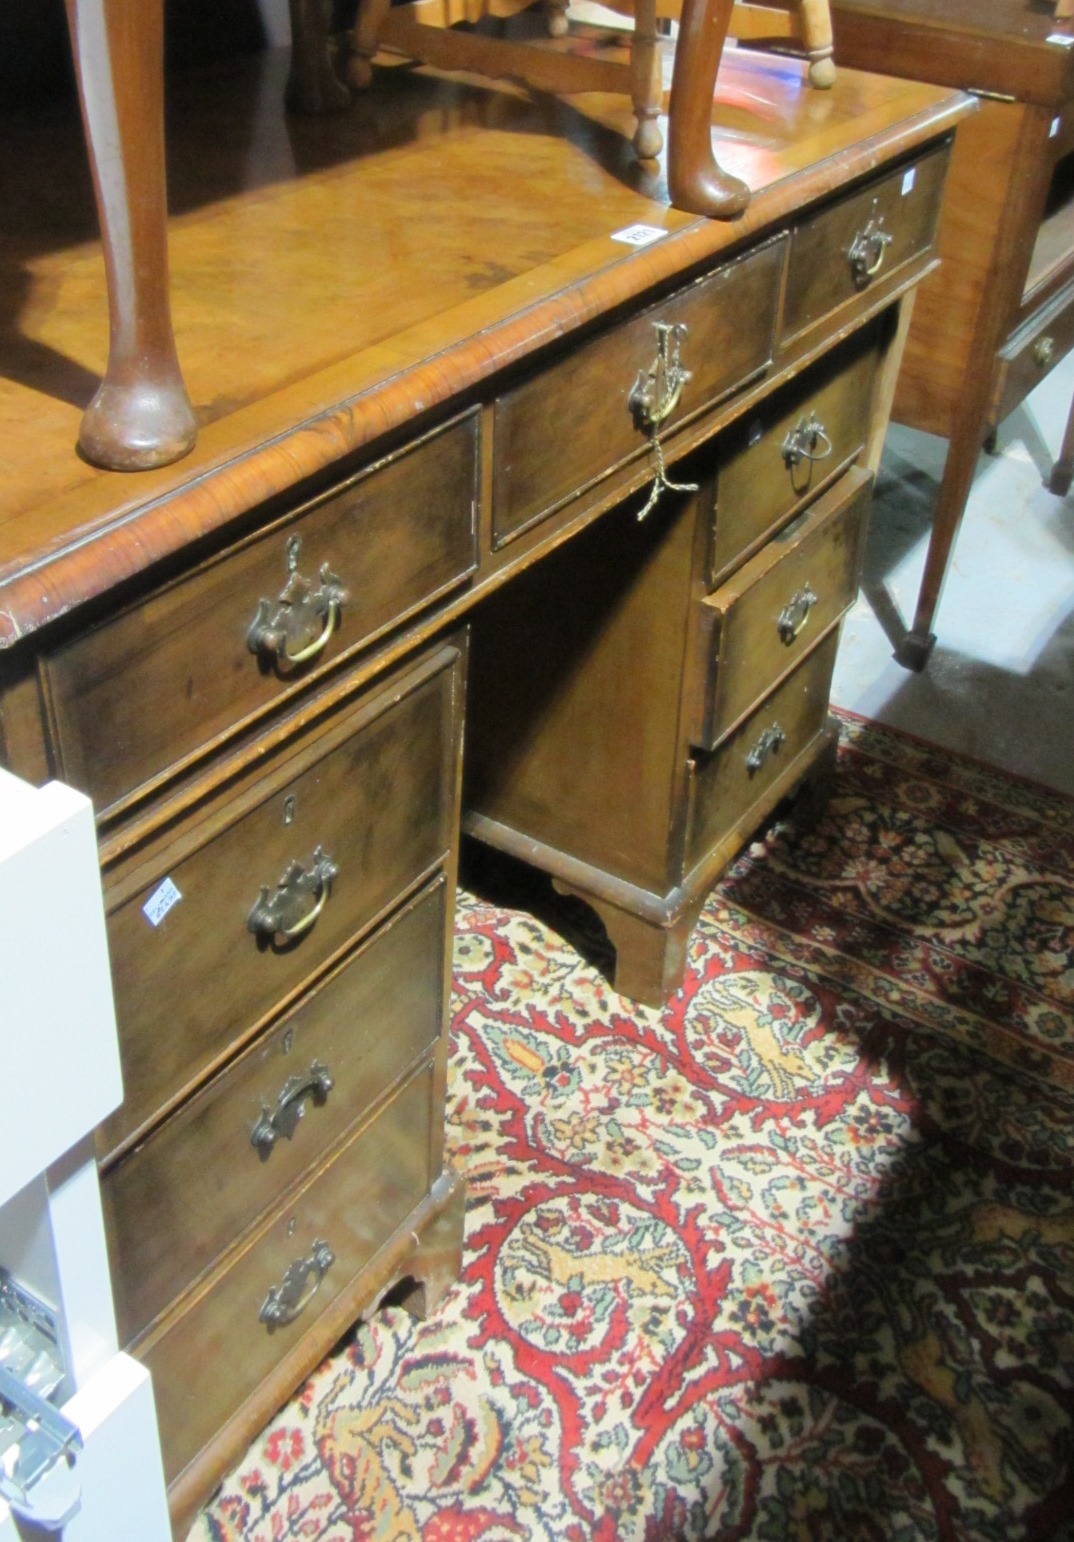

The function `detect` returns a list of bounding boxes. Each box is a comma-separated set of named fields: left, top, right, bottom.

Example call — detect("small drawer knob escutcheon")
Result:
left=1034, top=335, right=1056, bottom=369
left=247, top=846, right=338, bottom=944
left=247, top=534, right=349, bottom=668
left=259, top=1239, right=335, bottom=1330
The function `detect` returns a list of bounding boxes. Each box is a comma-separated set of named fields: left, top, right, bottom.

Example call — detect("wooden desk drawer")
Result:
left=103, top=877, right=446, bottom=1345
left=101, top=640, right=463, bottom=1158
left=691, top=468, right=871, bottom=752
left=991, top=275, right=1074, bottom=428
left=685, top=630, right=841, bottom=871
left=45, top=413, right=478, bottom=817
left=781, top=144, right=949, bottom=344
left=141, top=1064, right=435, bottom=1489
left=709, top=325, right=880, bottom=586
left=491, top=237, right=786, bottom=546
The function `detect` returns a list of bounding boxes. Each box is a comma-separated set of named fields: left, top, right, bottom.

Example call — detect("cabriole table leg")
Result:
left=64, top=0, right=197, bottom=472
left=666, top=0, right=750, bottom=219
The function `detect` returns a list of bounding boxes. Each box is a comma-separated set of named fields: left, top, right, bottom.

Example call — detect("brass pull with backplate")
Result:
left=746, top=723, right=786, bottom=775
left=781, top=415, right=833, bottom=470
left=247, top=534, right=349, bottom=668
left=250, top=1061, right=334, bottom=1157
left=247, top=846, right=338, bottom=943
left=629, top=321, right=699, bottom=520
left=259, top=1239, right=335, bottom=1329
left=629, top=320, right=691, bottom=431
left=847, top=201, right=893, bottom=284
left=1034, top=335, right=1056, bottom=369
left=777, top=585, right=818, bottom=645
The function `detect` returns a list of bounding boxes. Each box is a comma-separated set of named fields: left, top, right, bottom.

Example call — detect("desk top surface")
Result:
left=0, top=40, right=965, bottom=641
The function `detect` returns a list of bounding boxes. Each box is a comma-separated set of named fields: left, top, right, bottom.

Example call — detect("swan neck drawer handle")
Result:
left=847, top=202, right=894, bottom=283
left=259, top=1240, right=335, bottom=1330
left=777, top=585, right=818, bottom=645
left=746, top=723, right=786, bottom=776
left=250, top=1061, right=335, bottom=1156
left=781, top=414, right=833, bottom=470
left=629, top=321, right=699, bottom=520
left=247, top=534, right=349, bottom=668
left=247, top=846, right=338, bottom=944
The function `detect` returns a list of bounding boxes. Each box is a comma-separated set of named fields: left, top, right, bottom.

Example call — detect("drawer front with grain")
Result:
left=491, top=237, right=786, bottom=546
left=100, top=640, right=463, bottom=1159
left=781, top=143, right=949, bottom=344
left=691, top=468, right=871, bottom=752
left=141, top=1065, right=435, bottom=1488
left=45, top=412, right=478, bottom=817
left=991, top=275, right=1074, bottom=427
left=103, top=877, right=447, bottom=1345
left=685, top=630, right=841, bottom=872
left=708, top=325, right=879, bottom=586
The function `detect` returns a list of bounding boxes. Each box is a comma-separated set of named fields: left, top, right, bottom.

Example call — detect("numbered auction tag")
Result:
left=611, top=223, right=669, bottom=248
left=143, top=877, right=182, bottom=927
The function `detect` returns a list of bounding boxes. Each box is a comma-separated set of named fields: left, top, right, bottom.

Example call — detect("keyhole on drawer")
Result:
left=282, top=1027, right=295, bottom=1056
left=283, top=795, right=296, bottom=825
left=287, top=1218, right=297, bottom=1238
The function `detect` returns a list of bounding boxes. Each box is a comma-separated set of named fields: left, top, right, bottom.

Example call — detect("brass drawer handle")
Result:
left=630, top=320, right=691, bottom=431
left=247, top=846, right=338, bottom=944
left=746, top=723, right=786, bottom=776
left=250, top=1061, right=334, bottom=1157
left=247, top=534, right=349, bottom=669
left=777, top=585, right=818, bottom=645
left=259, top=1239, right=334, bottom=1330
left=1034, top=335, right=1056, bottom=368
left=629, top=321, right=699, bottom=521
left=847, top=202, right=893, bottom=284
left=781, top=414, right=833, bottom=469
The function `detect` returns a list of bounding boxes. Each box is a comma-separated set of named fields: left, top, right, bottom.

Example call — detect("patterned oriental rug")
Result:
left=189, top=713, right=1074, bottom=1542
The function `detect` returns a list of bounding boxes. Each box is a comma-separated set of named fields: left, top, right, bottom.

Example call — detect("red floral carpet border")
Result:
left=190, top=714, right=1074, bottom=1542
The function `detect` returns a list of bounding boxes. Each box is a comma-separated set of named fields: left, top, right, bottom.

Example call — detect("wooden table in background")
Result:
left=0, top=44, right=968, bottom=1532
left=831, top=0, right=1074, bottom=668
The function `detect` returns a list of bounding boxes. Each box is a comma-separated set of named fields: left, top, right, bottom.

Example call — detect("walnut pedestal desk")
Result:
left=830, top=0, right=1074, bottom=668
left=0, top=47, right=968, bottom=1533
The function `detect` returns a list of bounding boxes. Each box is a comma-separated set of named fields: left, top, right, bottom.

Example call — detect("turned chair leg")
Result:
left=666, top=0, right=750, bottom=218
left=547, top=0, right=571, bottom=37
left=631, top=0, right=665, bottom=160
left=797, top=0, right=835, bottom=87
left=64, top=0, right=197, bottom=472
